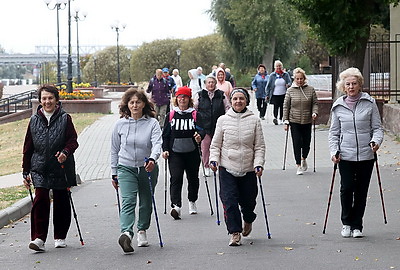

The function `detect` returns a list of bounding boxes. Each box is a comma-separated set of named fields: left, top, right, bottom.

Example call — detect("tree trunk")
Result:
left=262, top=37, right=276, bottom=73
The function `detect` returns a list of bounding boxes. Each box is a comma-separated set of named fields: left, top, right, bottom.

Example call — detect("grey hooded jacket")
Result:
left=328, top=92, right=383, bottom=161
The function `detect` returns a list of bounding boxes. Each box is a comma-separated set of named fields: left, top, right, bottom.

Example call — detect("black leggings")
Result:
left=256, top=98, right=267, bottom=118
left=338, top=159, right=374, bottom=231
left=290, top=122, right=312, bottom=165
left=272, top=94, right=285, bottom=119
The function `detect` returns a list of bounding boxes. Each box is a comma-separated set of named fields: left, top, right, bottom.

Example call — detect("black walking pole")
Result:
left=371, top=142, right=387, bottom=224
left=197, top=143, right=214, bottom=216
left=256, top=168, right=271, bottom=239
left=211, top=162, right=220, bottom=226
left=23, top=174, right=34, bottom=203
left=322, top=151, right=340, bottom=234
left=313, top=119, right=316, bottom=173
left=112, top=176, right=121, bottom=215
left=164, top=158, right=168, bottom=215
left=283, top=125, right=289, bottom=170
left=61, top=164, right=84, bottom=245
left=144, top=158, right=164, bottom=247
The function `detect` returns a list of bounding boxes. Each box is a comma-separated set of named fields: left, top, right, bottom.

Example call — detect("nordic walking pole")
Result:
left=197, top=142, right=214, bottom=216
left=112, top=176, right=121, bottom=215
left=211, top=162, right=220, bottom=226
left=371, top=142, right=387, bottom=224
left=313, top=119, right=316, bottom=173
left=282, top=124, right=289, bottom=170
left=61, top=164, right=84, bottom=245
left=164, top=158, right=168, bottom=215
left=256, top=168, right=271, bottom=239
left=144, top=158, right=164, bottom=247
left=322, top=151, right=340, bottom=234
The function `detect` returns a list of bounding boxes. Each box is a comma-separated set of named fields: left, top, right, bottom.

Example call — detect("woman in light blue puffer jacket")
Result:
left=328, top=67, right=383, bottom=239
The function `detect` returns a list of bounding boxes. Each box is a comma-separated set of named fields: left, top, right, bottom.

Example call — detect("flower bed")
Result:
left=59, top=90, right=95, bottom=100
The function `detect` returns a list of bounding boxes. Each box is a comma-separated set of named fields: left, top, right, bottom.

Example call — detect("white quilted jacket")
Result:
left=209, top=108, right=266, bottom=173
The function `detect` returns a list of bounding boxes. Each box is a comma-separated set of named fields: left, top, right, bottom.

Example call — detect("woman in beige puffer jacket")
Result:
left=209, top=88, right=266, bottom=247
left=283, top=67, right=318, bottom=175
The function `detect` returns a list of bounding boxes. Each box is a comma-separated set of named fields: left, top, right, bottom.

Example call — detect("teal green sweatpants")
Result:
left=117, top=164, right=158, bottom=236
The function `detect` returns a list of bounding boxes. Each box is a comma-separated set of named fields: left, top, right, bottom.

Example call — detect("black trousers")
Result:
left=271, top=94, right=285, bottom=119
left=290, top=122, right=312, bottom=165
left=256, top=98, right=267, bottom=118
left=338, top=159, right=375, bottom=231
left=168, top=150, right=200, bottom=208
left=219, top=167, right=258, bottom=234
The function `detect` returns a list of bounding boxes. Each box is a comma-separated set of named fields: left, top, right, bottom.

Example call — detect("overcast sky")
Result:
left=0, top=0, right=216, bottom=54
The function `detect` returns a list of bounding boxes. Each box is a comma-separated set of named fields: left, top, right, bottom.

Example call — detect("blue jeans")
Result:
left=118, top=164, right=158, bottom=236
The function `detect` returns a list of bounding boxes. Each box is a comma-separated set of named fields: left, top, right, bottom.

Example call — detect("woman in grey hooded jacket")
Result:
left=328, top=67, right=383, bottom=239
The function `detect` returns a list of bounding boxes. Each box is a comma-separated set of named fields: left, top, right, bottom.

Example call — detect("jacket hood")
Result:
left=215, top=67, right=226, bottom=81
left=188, top=69, right=199, bottom=80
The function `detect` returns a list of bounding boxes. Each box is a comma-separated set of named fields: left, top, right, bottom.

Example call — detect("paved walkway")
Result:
left=1, top=91, right=400, bottom=269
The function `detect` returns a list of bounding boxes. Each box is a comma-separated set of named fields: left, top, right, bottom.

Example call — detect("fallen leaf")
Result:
left=217, top=252, right=224, bottom=255
left=284, top=247, right=293, bottom=251
left=337, top=250, right=341, bottom=253
left=35, top=261, right=41, bottom=264
left=395, top=237, right=400, bottom=240
left=390, top=267, right=395, bottom=269
left=375, top=259, right=379, bottom=261
left=355, top=257, right=360, bottom=261
left=147, top=261, right=152, bottom=264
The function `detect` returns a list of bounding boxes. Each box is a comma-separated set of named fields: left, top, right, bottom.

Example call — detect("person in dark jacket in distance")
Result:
left=162, top=86, right=202, bottom=220
left=147, top=69, right=171, bottom=127
left=22, top=84, right=79, bottom=252
left=251, top=64, right=269, bottom=120
left=328, top=67, right=383, bottom=238
left=193, top=75, right=230, bottom=176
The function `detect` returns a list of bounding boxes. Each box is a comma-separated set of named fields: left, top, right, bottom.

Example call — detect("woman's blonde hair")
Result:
left=293, top=67, right=307, bottom=81
left=336, top=67, right=364, bottom=93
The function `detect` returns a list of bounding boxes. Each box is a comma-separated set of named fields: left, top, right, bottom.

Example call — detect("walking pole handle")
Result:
left=333, top=151, right=340, bottom=170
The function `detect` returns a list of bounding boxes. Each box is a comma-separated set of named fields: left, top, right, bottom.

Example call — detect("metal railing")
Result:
left=0, top=90, right=37, bottom=116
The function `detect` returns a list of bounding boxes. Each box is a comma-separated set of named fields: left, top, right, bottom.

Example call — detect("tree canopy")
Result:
left=209, top=0, right=301, bottom=70
left=287, top=0, right=400, bottom=70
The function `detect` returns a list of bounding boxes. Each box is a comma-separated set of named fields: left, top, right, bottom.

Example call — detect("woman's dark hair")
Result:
left=230, top=88, right=250, bottom=106
left=38, top=84, right=60, bottom=102
left=119, top=88, right=156, bottom=118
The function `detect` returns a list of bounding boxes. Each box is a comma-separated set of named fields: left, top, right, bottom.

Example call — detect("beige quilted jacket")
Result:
left=283, top=83, right=318, bottom=124
left=209, top=108, right=265, bottom=173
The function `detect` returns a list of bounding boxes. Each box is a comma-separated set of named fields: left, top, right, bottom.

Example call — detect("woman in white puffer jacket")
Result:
left=209, top=88, right=266, bottom=247
left=329, top=67, right=383, bottom=239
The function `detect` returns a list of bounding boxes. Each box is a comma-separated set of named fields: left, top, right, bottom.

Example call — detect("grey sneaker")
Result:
left=352, top=229, right=363, bottom=238
left=54, top=239, right=66, bottom=248
left=301, top=159, right=308, bottom=171
left=137, top=230, right=149, bottom=247
left=170, top=205, right=181, bottom=220
left=29, top=238, right=45, bottom=252
left=229, top=232, right=242, bottom=246
left=118, top=232, right=134, bottom=253
left=341, top=225, right=351, bottom=238
left=189, top=201, right=197, bottom=214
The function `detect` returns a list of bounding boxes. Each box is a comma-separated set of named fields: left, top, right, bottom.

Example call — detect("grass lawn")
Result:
left=0, top=113, right=105, bottom=210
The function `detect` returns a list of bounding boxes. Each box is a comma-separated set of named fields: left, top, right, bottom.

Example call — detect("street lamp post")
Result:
left=111, top=21, right=126, bottom=85
left=66, top=0, right=73, bottom=93
left=127, top=54, right=132, bottom=84
left=93, top=55, right=98, bottom=87
left=176, top=49, right=181, bottom=70
left=44, top=0, right=67, bottom=84
left=74, top=7, right=87, bottom=84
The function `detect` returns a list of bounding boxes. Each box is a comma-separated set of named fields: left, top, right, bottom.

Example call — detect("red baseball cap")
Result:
left=175, top=86, right=192, bottom=98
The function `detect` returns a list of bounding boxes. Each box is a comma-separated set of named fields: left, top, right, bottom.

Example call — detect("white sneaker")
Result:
left=29, top=238, right=45, bottom=252
left=352, top=229, right=363, bottom=238
left=189, top=201, right=197, bottom=214
left=137, top=230, right=149, bottom=247
left=296, top=166, right=303, bottom=175
left=341, top=225, right=351, bottom=238
left=229, top=232, right=242, bottom=246
left=301, top=159, right=308, bottom=171
left=118, top=232, right=134, bottom=253
left=54, top=239, right=66, bottom=248
left=170, top=205, right=181, bottom=220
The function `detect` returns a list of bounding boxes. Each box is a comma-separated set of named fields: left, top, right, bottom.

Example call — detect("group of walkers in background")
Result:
left=22, top=60, right=383, bottom=253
